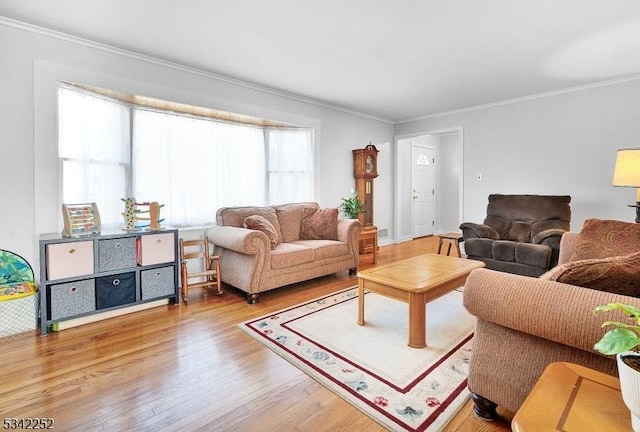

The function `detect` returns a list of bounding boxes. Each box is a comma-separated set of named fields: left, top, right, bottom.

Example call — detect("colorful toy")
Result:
left=121, top=198, right=165, bottom=231
left=0, top=249, right=37, bottom=301
left=61, top=203, right=101, bottom=237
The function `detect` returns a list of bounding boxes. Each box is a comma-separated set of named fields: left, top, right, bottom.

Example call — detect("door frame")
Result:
left=393, top=126, right=464, bottom=243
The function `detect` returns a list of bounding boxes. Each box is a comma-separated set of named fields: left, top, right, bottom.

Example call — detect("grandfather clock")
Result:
left=353, top=144, right=379, bottom=263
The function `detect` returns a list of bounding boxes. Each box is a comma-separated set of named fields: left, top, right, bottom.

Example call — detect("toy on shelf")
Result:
left=61, top=203, right=101, bottom=237
left=122, top=197, right=165, bottom=231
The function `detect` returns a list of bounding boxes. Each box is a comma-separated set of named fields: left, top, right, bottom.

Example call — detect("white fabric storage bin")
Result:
left=46, top=240, right=94, bottom=280
left=0, top=293, right=39, bottom=337
left=139, top=233, right=175, bottom=265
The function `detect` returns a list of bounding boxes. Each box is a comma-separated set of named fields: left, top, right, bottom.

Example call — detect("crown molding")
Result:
left=9, top=14, right=637, bottom=127
left=397, top=73, right=640, bottom=124
left=1, top=16, right=394, bottom=124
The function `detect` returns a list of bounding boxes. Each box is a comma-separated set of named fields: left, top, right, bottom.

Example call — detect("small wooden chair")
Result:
left=179, top=236, right=222, bottom=302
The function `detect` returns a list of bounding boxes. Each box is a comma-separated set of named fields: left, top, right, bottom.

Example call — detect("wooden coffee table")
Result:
left=356, top=253, right=484, bottom=348
left=512, top=362, right=631, bottom=431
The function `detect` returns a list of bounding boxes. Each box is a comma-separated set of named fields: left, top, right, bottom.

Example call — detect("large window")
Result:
left=58, top=85, right=314, bottom=228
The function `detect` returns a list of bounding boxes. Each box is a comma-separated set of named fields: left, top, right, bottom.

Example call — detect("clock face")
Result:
left=365, top=155, right=374, bottom=173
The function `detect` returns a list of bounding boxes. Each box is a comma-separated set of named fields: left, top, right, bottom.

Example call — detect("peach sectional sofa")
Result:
left=205, top=202, right=361, bottom=303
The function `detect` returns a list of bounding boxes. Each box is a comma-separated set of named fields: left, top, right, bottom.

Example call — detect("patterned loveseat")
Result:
left=205, top=202, right=361, bottom=303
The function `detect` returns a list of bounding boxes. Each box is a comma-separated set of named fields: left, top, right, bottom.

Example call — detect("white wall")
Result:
left=373, top=141, right=393, bottom=244
left=395, top=79, right=640, bottom=232
left=439, top=132, right=462, bottom=232
left=0, top=21, right=394, bottom=278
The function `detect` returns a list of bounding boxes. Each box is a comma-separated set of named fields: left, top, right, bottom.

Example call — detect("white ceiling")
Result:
left=3, top=1, right=640, bottom=122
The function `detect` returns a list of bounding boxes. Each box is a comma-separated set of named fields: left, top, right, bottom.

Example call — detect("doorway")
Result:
left=411, top=144, right=435, bottom=237
left=393, top=127, right=463, bottom=243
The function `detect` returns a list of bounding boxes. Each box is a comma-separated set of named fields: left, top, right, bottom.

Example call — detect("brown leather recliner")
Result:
left=459, top=194, right=571, bottom=277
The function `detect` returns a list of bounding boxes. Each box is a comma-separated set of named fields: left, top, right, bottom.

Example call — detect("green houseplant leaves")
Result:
left=593, top=303, right=640, bottom=355
left=339, top=193, right=366, bottom=219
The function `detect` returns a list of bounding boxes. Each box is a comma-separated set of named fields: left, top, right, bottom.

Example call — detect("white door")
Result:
left=412, top=145, right=435, bottom=238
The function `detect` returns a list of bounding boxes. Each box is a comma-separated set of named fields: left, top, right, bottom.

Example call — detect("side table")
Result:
left=436, top=231, right=463, bottom=257
left=358, top=225, right=378, bottom=264
left=512, top=362, right=631, bottom=432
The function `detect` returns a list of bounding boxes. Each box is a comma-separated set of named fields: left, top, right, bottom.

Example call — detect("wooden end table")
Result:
left=512, top=362, right=631, bottom=431
left=358, top=225, right=378, bottom=264
left=436, top=231, right=463, bottom=257
left=356, top=253, right=484, bottom=348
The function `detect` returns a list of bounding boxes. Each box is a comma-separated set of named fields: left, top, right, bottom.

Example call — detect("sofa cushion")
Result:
left=294, top=240, right=349, bottom=260
left=274, top=202, right=319, bottom=243
left=508, top=221, right=531, bottom=243
left=541, top=251, right=640, bottom=297
left=270, top=243, right=314, bottom=269
left=300, top=208, right=339, bottom=240
left=244, top=215, right=279, bottom=250
left=514, top=243, right=551, bottom=268
left=464, top=238, right=494, bottom=257
left=490, top=241, right=550, bottom=268
left=483, top=216, right=512, bottom=239
left=571, top=218, right=640, bottom=261
left=492, top=240, right=517, bottom=262
left=217, top=206, right=282, bottom=242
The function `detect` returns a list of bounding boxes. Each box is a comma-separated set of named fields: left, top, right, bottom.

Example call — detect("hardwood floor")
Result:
left=0, top=236, right=513, bottom=431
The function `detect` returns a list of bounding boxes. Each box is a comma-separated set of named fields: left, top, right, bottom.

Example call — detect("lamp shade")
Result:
left=612, top=148, right=640, bottom=187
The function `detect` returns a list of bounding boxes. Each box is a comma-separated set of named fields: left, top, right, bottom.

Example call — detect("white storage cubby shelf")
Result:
left=39, top=229, right=179, bottom=335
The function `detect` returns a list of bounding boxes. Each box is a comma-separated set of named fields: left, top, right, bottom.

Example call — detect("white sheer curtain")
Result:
left=58, top=86, right=130, bottom=229
left=132, top=110, right=265, bottom=226
left=266, top=128, right=314, bottom=204
left=58, top=85, right=314, bottom=229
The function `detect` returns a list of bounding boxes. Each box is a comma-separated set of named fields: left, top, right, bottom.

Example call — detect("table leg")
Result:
left=408, top=293, right=426, bottom=348
left=372, top=235, right=378, bottom=264
left=357, top=279, right=365, bottom=326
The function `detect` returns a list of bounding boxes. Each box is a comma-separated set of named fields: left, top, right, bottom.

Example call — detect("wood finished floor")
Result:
left=0, top=236, right=513, bottom=431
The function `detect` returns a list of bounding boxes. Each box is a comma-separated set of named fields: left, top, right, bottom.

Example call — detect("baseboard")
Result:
left=52, top=299, right=169, bottom=331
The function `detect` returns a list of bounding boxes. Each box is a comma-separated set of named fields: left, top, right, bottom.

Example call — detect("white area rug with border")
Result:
left=238, top=287, right=475, bottom=431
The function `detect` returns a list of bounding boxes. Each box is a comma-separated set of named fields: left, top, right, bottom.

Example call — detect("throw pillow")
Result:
left=570, top=218, right=640, bottom=261
left=300, top=208, right=339, bottom=240
left=244, top=215, right=279, bottom=250
left=540, top=251, right=640, bottom=297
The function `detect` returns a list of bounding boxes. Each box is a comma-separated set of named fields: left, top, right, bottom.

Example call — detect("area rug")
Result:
left=238, top=287, right=475, bottom=431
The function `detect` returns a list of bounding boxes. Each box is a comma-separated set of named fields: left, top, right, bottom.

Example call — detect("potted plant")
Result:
left=339, top=193, right=366, bottom=219
left=593, top=302, right=640, bottom=431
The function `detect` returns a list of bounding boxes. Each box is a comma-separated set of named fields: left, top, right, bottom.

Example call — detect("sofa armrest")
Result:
left=463, top=268, right=640, bottom=355
left=531, top=228, right=565, bottom=245
left=337, top=218, right=362, bottom=242
left=205, top=225, right=270, bottom=255
left=532, top=228, right=568, bottom=267
left=557, top=232, right=578, bottom=265
left=459, top=222, right=500, bottom=240
left=337, top=218, right=362, bottom=261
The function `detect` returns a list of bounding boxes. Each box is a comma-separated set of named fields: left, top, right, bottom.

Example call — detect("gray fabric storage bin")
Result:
left=98, top=237, right=137, bottom=272
left=50, top=279, right=96, bottom=320
left=141, top=266, right=174, bottom=300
